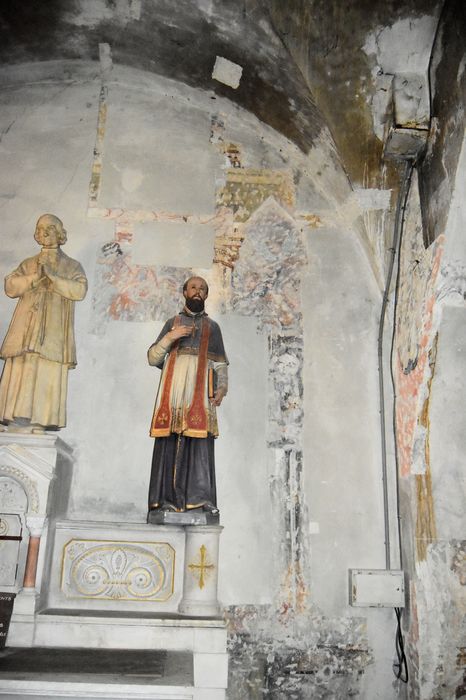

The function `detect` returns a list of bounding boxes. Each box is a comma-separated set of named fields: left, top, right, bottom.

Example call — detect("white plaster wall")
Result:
left=303, top=226, right=385, bottom=614
left=430, top=133, right=466, bottom=541
left=430, top=307, right=466, bottom=540
left=0, top=59, right=403, bottom=694
left=302, top=227, right=401, bottom=700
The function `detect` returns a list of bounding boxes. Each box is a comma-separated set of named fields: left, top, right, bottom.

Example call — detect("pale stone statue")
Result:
left=0, top=214, right=88, bottom=431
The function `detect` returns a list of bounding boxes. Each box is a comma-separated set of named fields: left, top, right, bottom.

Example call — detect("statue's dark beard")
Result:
left=185, top=297, right=205, bottom=313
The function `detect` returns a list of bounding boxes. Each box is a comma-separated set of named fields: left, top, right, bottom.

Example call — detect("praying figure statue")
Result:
left=148, top=276, right=228, bottom=516
left=0, top=214, right=88, bottom=431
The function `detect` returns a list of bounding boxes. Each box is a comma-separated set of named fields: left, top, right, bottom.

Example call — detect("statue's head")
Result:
left=34, top=214, right=67, bottom=248
left=183, top=276, right=209, bottom=313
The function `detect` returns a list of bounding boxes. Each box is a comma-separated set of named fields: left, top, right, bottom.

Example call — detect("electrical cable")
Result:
left=389, top=169, right=413, bottom=574
left=377, top=159, right=414, bottom=684
left=393, top=606, right=409, bottom=682
left=389, top=164, right=415, bottom=684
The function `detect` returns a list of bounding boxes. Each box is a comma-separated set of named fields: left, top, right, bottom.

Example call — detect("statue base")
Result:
left=148, top=509, right=220, bottom=526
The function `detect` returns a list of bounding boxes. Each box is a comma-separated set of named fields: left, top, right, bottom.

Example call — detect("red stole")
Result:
left=150, top=316, right=211, bottom=438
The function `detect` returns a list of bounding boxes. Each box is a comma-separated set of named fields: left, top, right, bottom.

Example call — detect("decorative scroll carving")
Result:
left=61, top=540, right=175, bottom=602
left=0, top=466, right=39, bottom=513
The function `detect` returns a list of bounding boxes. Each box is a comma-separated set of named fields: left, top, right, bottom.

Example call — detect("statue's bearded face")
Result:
left=183, top=277, right=208, bottom=312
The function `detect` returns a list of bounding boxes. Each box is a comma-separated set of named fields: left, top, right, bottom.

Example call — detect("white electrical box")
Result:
left=349, top=569, right=405, bottom=608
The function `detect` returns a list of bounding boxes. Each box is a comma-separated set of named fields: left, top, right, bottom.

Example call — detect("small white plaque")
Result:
left=349, top=568, right=405, bottom=608
left=212, top=56, right=243, bottom=89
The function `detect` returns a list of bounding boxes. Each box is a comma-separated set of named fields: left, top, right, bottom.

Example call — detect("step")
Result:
left=0, top=647, right=224, bottom=699
left=8, top=609, right=228, bottom=652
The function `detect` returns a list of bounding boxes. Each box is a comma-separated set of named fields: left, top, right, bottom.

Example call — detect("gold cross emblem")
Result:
left=188, top=544, right=214, bottom=590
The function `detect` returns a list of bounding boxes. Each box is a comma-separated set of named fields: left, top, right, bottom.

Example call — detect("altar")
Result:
left=0, top=433, right=228, bottom=699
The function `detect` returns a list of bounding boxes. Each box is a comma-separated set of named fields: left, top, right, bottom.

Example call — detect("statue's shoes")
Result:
left=160, top=503, right=177, bottom=512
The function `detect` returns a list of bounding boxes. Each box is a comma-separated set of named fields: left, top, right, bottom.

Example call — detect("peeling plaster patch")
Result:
left=212, top=56, right=243, bottom=89
left=230, top=197, right=310, bottom=611
left=88, top=85, right=107, bottom=207
left=210, top=113, right=226, bottom=148
left=99, top=42, right=113, bottom=75
left=268, top=336, right=304, bottom=446
left=394, top=171, right=445, bottom=478
left=451, top=541, right=466, bottom=586
left=363, top=16, right=439, bottom=75
left=437, top=260, right=466, bottom=306
left=353, top=187, right=391, bottom=211
left=411, top=424, right=428, bottom=475
left=393, top=73, right=430, bottom=128
left=65, top=0, right=142, bottom=26
left=396, top=239, right=443, bottom=478
left=297, top=213, right=323, bottom=229
left=209, top=113, right=242, bottom=169
left=213, top=208, right=243, bottom=270
left=408, top=541, right=466, bottom=699
left=368, top=72, right=394, bottom=141
left=231, top=198, right=305, bottom=334
left=362, top=17, right=437, bottom=152
left=226, top=605, right=372, bottom=699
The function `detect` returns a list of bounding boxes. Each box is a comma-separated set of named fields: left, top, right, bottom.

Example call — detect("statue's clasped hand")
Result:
left=30, top=266, right=48, bottom=290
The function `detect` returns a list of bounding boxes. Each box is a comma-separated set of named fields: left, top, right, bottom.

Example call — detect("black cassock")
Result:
left=148, top=433, right=216, bottom=511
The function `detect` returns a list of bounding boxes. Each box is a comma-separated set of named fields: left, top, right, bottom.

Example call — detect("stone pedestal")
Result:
left=179, top=526, right=223, bottom=617
left=0, top=433, right=73, bottom=635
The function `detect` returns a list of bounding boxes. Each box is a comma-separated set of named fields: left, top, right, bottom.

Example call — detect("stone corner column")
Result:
left=179, top=525, right=223, bottom=617
left=22, top=516, right=46, bottom=592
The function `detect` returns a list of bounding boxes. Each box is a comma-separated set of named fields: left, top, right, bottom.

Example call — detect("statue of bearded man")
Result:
left=0, top=214, right=87, bottom=431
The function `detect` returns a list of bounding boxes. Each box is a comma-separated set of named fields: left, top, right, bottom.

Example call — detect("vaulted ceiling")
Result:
left=0, top=0, right=443, bottom=191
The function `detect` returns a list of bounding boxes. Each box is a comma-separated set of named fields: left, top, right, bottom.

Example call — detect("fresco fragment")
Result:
left=91, top=243, right=189, bottom=332
left=217, top=168, right=295, bottom=222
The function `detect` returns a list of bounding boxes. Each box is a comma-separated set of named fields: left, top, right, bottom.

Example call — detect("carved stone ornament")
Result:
left=61, top=540, right=175, bottom=602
